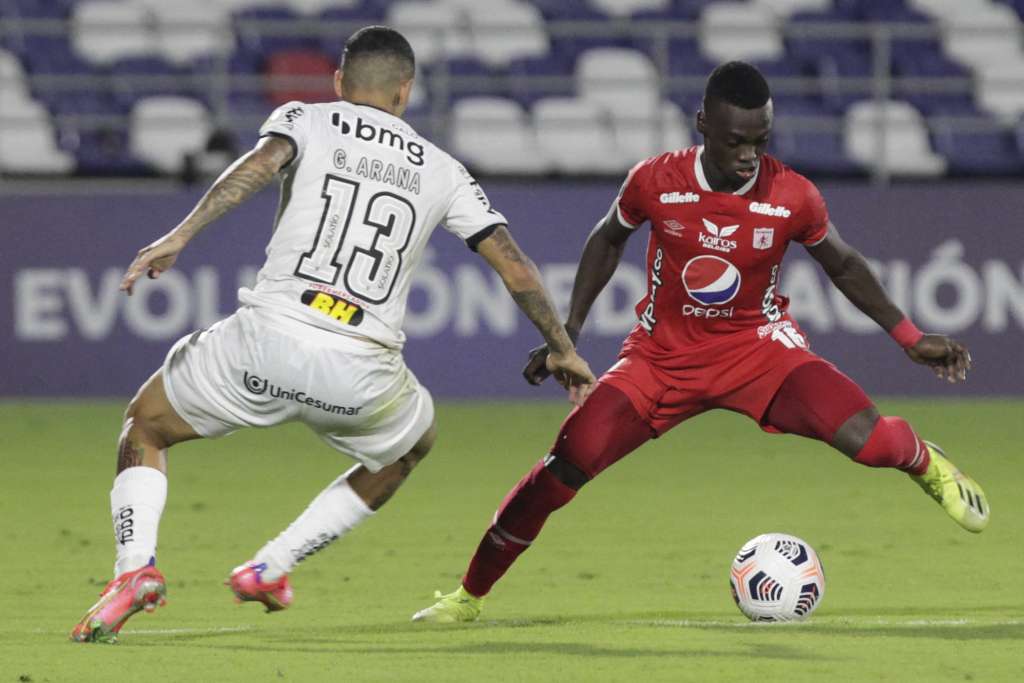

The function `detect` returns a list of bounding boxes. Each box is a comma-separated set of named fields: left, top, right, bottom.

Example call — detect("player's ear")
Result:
left=696, top=109, right=707, bottom=136
left=334, top=70, right=344, bottom=98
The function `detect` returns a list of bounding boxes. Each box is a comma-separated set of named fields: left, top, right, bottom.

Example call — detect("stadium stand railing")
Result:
left=1, top=1, right=1024, bottom=184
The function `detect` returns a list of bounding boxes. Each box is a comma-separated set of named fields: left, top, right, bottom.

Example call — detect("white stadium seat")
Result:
left=533, top=97, right=621, bottom=173
left=587, top=0, right=671, bottom=17
left=387, top=1, right=472, bottom=65
left=975, top=62, right=1024, bottom=123
left=130, top=96, right=213, bottom=174
left=610, top=101, right=693, bottom=169
left=752, top=0, right=833, bottom=19
left=577, top=48, right=661, bottom=120
left=0, top=98, right=75, bottom=174
left=699, top=2, right=784, bottom=63
left=72, top=1, right=157, bottom=65
left=451, top=97, right=550, bottom=174
left=0, top=49, right=31, bottom=101
left=283, top=0, right=362, bottom=14
left=151, top=2, right=235, bottom=65
left=844, top=99, right=946, bottom=176
left=464, top=1, right=549, bottom=67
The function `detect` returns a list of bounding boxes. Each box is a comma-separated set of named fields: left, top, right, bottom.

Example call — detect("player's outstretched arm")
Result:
left=476, top=226, right=596, bottom=404
left=120, top=136, right=295, bottom=295
left=806, top=222, right=971, bottom=383
left=522, top=206, right=634, bottom=385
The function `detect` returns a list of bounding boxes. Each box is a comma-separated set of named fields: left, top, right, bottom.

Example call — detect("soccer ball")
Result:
left=729, top=533, right=825, bottom=622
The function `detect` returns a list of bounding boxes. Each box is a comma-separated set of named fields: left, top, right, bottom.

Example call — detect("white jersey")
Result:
left=239, top=100, right=507, bottom=349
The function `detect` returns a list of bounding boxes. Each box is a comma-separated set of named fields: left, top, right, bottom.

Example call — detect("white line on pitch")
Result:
left=624, top=618, right=1024, bottom=628
left=124, top=626, right=256, bottom=635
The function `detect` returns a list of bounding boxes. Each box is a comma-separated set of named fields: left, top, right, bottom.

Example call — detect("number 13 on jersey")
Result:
left=295, top=175, right=417, bottom=304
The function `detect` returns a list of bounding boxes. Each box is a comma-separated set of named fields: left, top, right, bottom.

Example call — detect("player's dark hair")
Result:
left=340, top=26, right=415, bottom=90
left=704, top=61, right=771, bottom=109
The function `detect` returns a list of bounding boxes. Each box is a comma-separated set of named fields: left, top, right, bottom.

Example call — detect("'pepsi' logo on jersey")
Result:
left=682, top=255, right=741, bottom=306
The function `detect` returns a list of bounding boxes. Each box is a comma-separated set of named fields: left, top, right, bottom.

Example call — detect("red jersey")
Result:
left=615, top=146, right=828, bottom=358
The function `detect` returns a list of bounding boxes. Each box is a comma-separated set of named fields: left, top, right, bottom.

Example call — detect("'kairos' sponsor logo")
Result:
left=699, top=218, right=739, bottom=253
left=330, top=110, right=425, bottom=166
left=242, top=371, right=362, bottom=415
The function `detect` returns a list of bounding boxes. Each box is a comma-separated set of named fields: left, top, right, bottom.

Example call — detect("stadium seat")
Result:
left=577, top=48, right=660, bottom=120
left=387, top=1, right=472, bottom=65
left=284, top=0, right=362, bottom=14
left=610, top=101, right=693, bottom=167
left=932, top=118, right=1024, bottom=175
left=844, top=99, right=947, bottom=176
left=0, top=48, right=31, bottom=100
left=587, top=0, right=671, bottom=17
left=975, top=62, right=1024, bottom=123
left=150, top=1, right=235, bottom=66
left=699, top=2, right=785, bottom=63
left=450, top=96, right=550, bottom=174
left=265, top=49, right=336, bottom=106
left=0, top=96, right=75, bottom=174
left=753, top=0, right=833, bottom=19
left=129, top=96, right=213, bottom=174
left=72, top=1, right=157, bottom=65
left=110, top=57, right=192, bottom=110
left=234, top=6, right=317, bottom=57
left=464, top=1, right=549, bottom=67
left=532, top=97, right=621, bottom=173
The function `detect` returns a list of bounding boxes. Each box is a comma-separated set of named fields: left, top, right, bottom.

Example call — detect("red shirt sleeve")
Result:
left=615, top=160, right=650, bottom=229
left=795, top=178, right=829, bottom=245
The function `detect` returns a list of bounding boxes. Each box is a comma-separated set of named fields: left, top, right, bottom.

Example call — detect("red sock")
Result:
left=854, top=416, right=930, bottom=475
left=462, top=460, right=576, bottom=597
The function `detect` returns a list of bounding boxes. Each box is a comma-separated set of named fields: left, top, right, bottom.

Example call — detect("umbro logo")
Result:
left=660, top=191, right=700, bottom=204
left=699, top=218, right=739, bottom=253
left=662, top=219, right=685, bottom=236
left=749, top=201, right=791, bottom=218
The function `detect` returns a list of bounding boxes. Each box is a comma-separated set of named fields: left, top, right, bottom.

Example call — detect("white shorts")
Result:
left=161, top=306, right=434, bottom=472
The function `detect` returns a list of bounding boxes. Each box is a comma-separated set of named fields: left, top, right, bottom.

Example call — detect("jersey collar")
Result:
left=694, top=145, right=759, bottom=195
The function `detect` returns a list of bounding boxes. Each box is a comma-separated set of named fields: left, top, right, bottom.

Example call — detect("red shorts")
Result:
left=602, top=321, right=823, bottom=435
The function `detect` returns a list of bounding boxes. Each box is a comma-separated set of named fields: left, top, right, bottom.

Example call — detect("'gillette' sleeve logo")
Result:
left=660, top=191, right=700, bottom=204
left=330, top=111, right=425, bottom=166
left=749, top=201, right=790, bottom=217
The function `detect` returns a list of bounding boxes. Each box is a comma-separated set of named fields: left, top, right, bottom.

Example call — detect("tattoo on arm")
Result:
left=489, top=228, right=526, bottom=264
left=175, top=140, right=291, bottom=242
left=512, top=289, right=574, bottom=355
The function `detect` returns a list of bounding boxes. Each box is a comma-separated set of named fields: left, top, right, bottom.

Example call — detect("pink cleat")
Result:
left=70, top=565, right=167, bottom=644
left=226, top=563, right=293, bottom=612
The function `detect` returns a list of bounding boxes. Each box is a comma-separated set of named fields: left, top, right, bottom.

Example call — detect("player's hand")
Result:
left=120, top=231, right=189, bottom=295
left=545, top=350, right=596, bottom=406
left=904, top=334, right=971, bottom=383
left=523, top=343, right=553, bottom=385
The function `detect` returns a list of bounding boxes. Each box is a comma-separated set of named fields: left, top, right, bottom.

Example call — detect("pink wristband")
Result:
left=889, top=318, right=923, bottom=348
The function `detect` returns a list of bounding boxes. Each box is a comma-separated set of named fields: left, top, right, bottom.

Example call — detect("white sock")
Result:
left=252, top=472, right=373, bottom=581
left=110, top=466, right=168, bottom=577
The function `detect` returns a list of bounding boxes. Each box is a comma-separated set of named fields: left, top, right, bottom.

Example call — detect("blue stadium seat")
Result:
left=508, top=53, right=576, bottom=107
left=110, top=57, right=193, bottom=110
left=932, top=122, right=1024, bottom=175
left=234, top=6, right=318, bottom=58
left=530, top=0, right=610, bottom=21
left=773, top=126, right=866, bottom=176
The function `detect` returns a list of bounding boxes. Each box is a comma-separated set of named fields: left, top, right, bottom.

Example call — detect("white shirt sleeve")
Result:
left=259, top=101, right=312, bottom=167
left=442, top=161, right=508, bottom=250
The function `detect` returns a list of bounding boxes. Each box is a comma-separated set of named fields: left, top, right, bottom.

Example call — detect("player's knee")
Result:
left=833, top=406, right=880, bottom=458
left=124, top=388, right=180, bottom=449
left=544, top=455, right=590, bottom=491
left=407, top=424, right=436, bottom=464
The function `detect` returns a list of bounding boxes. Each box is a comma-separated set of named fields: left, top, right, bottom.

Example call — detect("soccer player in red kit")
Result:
left=412, top=61, right=988, bottom=623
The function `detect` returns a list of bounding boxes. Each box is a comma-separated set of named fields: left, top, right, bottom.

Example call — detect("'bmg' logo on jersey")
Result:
left=330, top=111, right=425, bottom=166
left=682, top=255, right=741, bottom=306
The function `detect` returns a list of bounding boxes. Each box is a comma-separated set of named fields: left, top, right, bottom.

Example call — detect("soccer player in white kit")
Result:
left=71, top=26, right=595, bottom=643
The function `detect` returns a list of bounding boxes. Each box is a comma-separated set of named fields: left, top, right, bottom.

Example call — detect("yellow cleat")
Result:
left=911, top=442, right=989, bottom=533
left=411, top=586, right=483, bottom=623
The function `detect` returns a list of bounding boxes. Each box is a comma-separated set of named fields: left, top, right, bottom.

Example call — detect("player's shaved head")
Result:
left=704, top=61, right=771, bottom=110
left=340, top=26, right=415, bottom=94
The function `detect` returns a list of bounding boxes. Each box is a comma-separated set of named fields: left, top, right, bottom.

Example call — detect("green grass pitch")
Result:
left=1, top=399, right=1022, bottom=682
